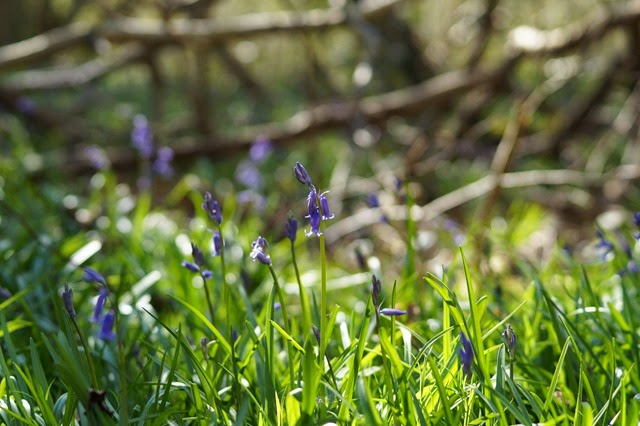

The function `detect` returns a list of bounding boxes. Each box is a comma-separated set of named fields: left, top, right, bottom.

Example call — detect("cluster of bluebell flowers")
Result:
left=131, top=114, right=174, bottom=183
left=82, top=267, right=116, bottom=341
left=294, top=162, right=334, bottom=236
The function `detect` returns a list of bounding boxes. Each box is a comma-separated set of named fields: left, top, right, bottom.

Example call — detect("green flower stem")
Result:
left=71, top=318, right=99, bottom=389
left=200, top=273, right=216, bottom=328
left=291, top=242, right=311, bottom=334
left=268, top=264, right=296, bottom=387
left=319, top=233, right=328, bottom=370
left=373, top=310, right=398, bottom=421
left=218, top=229, right=231, bottom=335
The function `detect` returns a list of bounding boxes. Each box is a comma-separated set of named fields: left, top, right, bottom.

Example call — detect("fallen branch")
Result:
left=324, top=165, right=640, bottom=244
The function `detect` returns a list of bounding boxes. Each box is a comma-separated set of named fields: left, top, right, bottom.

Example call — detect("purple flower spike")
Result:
left=319, top=192, right=334, bottom=220
left=131, top=115, right=154, bottom=159
left=212, top=232, right=222, bottom=256
left=91, top=288, right=109, bottom=323
left=379, top=308, right=406, bottom=316
left=62, top=285, right=76, bottom=320
left=250, top=236, right=272, bottom=266
left=181, top=260, right=200, bottom=273
left=305, top=210, right=322, bottom=237
left=202, top=192, right=222, bottom=225
left=294, top=162, right=313, bottom=187
left=98, top=310, right=116, bottom=341
left=459, top=332, right=474, bottom=378
left=82, top=267, right=106, bottom=286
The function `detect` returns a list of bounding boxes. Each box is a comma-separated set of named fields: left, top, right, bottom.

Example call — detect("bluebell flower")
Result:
left=307, top=189, right=318, bottom=217
left=62, top=284, right=76, bottom=320
left=502, top=324, right=516, bottom=360
left=634, top=212, right=640, bottom=227
left=294, top=162, right=313, bottom=187
left=82, top=267, right=106, bottom=286
left=379, top=308, right=406, bottom=316
left=192, top=243, right=205, bottom=267
left=595, top=230, right=614, bottom=260
left=91, top=288, right=109, bottom=323
left=235, top=160, right=262, bottom=189
left=285, top=215, right=297, bottom=242
left=131, top=114, right=154, bottom=159
left=459, top=332, right=473, bottom=378
left=250, top=236, right=272, bottom=266
left=212, top=232, right=222, bottom=256
left=249, top=137, right=272, bottom=164
left=305, top=209, right=322, bottom=237
left=312, top=324, right=321, bottom=344
left=202, top=192, right=222, bottom=225
left=202, top=270, right=213, bottom=279
left=153, top=146, right=174, bottom=178
left=366, top=194, right=380, bottom=208
left=371, top=275, right=381, bottom=307
left=84, top=146, right=109, bottom=170
left=181, top=260, right=200, bottom=273
left=98, top=310, right=116, bottom=341
left=319, top=192, right=334, bottom=220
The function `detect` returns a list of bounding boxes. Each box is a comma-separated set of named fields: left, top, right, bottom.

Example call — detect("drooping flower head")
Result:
left=212, top=232, right=222, bottom=256
left=90, top=288, right=109, bottom=323
left=371, top=274, right=381, bottom=307
left=82, top=267, right=106, bottom=286
left=191, top=242, right=205, bottom=267
left=319, top=192, right=334, bottom=220
left=98, top=310, right=116, bottom=341
left=379, top=308, right=406, bottom=316
left=306, top=209, right=322, bottom=237
left=202, top=192, right=222, bottom=225
left=62, top=284, right=76, bottom=320
left=131, top=114, right=154, bottom=159
left=294, top=162, right=313, bottom=187
left=502, top=324, right=517, bottom=361
left=250, top=236, right=272, bottom=266
left=459, top=332, right=474, bottom=378
left=285, top=214, right=298, bottom=243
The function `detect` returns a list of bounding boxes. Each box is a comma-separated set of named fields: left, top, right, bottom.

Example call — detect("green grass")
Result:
left=1, top=148, right=640, bottom=425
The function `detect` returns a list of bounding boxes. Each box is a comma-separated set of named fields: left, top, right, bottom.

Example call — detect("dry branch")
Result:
left=325, top=165, right=640, bottom=244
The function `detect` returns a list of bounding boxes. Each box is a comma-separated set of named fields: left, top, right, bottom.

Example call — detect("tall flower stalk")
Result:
left=286, top=214, right=311, bottom=333
left=294, top=162, right=334, bottom=367
left=250, top=236, right=296, bottom=386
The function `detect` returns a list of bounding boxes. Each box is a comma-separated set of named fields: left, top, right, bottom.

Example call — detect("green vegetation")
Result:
left=1, top=137, right=639, bottom=424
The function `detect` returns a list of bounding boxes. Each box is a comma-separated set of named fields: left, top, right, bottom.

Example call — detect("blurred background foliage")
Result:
left=1, top=0, right=640, bottom=307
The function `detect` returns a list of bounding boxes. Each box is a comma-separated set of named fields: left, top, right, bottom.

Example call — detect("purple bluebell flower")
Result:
left=131, top=115, right=154, bottom=159
left=200, top=337, right=209, bottom=360
left=273, top=302, right=281, bottom=310
left=202, top=192, right=222, bottom=225
left=307, top=189, right=318, bottom=217
left=634, top=212, right=640, bottom=227
left=312, top=324, right=321, bottom=344
left=459, top=332, right=473, bottom=378
left=595, top=230, right=615, bottom=260
left=82, top=267, right=106, bottom=286
left=371, top=275, right=381, bottom=307
left=502, top=324, right=516, bottom=360
left=285, top=215, right=297, bottom=242
left=202, top=270, right=213, bottom=279
left=84, top=146, right=109, bottom=170
left=319, top=192, right=334, bottom=220
left=192, top=243, right=205, bottom=267
left=249, top=137, right=272, bottom=163
left=250, top=236, right=272, bottom=266
left=62, top=284, right=76, bottom=320
left=16, top=97, right=37, bottom=115
left=366, top=194, right=380, bottom=208
left=181, top=260, right=200, bottom=273
left=231, top=329, right=239, bottom=344
left=235, top=160, right=262, bottom=189
left=212, top=232, right=222, bottom=256
left=379, top=308, right=406, bottom=316
left=305, top=210, right=322, bottom=237
left=0, top=288, right=11, bottom=300
left=153, top=146, right=174, bottom=178
left=91, top=288, right=109, bottom=323
left=294, top=162, right=313, bottom=187
left=98, top=310, right=116, bottom=341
